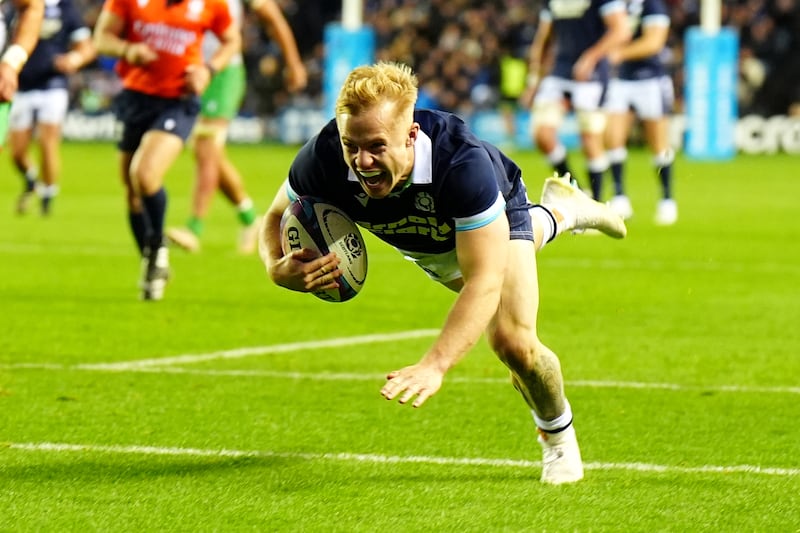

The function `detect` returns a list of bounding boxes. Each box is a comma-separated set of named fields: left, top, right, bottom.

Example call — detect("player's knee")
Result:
left=653, top=148, right=674, bottom=167
left=488, top=327, right=540, bottom=372
left=191, top=122, right=228, bottom=147
left=126, top=190, right=142, bottom=210
left=532, top=102, right=564, bottom=133
left=607, top=146, right=627, bottom=164
left=577, top=110, right=607, bottom=134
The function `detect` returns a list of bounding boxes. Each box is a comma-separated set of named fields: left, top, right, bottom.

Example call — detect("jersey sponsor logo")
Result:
left=41, top=0, right=64, bottom=40
left=627, top=0, right=643, bottom=33
left=357, top=216, right=453, bottom=242
left=187, top=0, right=205, bottom=20
left=413, top=192, right=434, bottom=212
left=550, top=0, right=591, bottom=18
left=132, top=21, right=198, bottom=55
left=40, top=17, right=63, bottom=39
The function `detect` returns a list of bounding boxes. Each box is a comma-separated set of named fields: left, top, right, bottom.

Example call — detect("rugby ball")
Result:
left=280, top=196, right=367, bottom=302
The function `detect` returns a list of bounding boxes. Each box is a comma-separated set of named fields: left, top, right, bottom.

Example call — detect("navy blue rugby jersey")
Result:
left=286, top=109, right=530, bottom=255
left=541, top=0, right=626, bottom=81
left=18, top=0, right=90, bottom=91
left=617, top=0, right=670, bottom=81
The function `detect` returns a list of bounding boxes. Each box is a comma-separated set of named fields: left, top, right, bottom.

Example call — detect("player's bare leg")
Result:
left=487, top=240, right=584, bottom=484
left=8, top=127, right=37, bottom=215
left=37, top=122, right=62, bottom=215
left=218, top=155, right=259, bottom=254
left=606, top=111, right=635, bottom=220
left=643, top=118, right=677, bottom=225
left=540, top=174, right=627, bottom=238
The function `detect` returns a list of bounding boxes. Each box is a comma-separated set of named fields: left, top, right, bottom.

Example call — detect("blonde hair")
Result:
left=335, top=61, right=418, bottom=119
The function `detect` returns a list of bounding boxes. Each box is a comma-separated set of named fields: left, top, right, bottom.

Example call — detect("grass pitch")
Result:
left=1, top=142, right=799, bottom=531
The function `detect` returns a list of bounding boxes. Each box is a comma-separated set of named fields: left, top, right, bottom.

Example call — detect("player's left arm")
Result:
left=7, top=0, right=44, bottom=57
left=56, top=37, right=97, bottom=74
left=573, top=3, right=632, bottom=81
left=381, top=210, right=509, bottom=408
left=185, top=8, right=242, bottom=95
left=609, top=16, right=669, bottom=65
left=0, top=0, right=44, bottom=101
left=206, top=18, right=241, bottom=74
left=251, top=0, right=307, bottom=92
left=54, top=7, right=98, bottom=75
left=258, top=179, right=341, bottom=293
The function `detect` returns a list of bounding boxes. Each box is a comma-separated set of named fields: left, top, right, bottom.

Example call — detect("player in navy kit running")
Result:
left=0, top=0, right=44, bottom=144
left=10, top=0, right=95, bottom=215
left=520, top=0, right=630, bottom=199
left=604, top=0, right=677, bottom=225
left=259, top=62, right=627, bottom=485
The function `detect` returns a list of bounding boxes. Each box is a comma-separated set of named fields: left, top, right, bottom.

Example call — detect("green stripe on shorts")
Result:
left=201, top=64, right=246, bottom=119
left=0, top=101, right=10, bottom=145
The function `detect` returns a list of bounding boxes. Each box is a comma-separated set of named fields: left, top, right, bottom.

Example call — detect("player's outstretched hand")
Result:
left=381, top=363, right=444, bottom=408
left=183, top=63, right=213, bottom=95
left=124, top=42, right=158, bottom=66
left=270, top=248, right=341, bottom=293
left=0, top=63, right=19, bottom=102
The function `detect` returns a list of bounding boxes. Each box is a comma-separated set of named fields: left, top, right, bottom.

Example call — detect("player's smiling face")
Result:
left=338, top=101, right=418, bottom=199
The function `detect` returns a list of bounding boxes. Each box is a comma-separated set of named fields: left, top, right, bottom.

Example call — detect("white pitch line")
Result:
left=103, top=368, right=800, bottom=395
left=7, top=442, right=799, bottom=477
left=3, top=363, right=800, bottom=395
left=76, top=329, right=440, bottom=371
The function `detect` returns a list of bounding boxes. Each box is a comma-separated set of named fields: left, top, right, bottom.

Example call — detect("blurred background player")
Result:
left=604, top=0, right=677, bottom=225
left=520, top=0, right=630, bottom=200
left=11, top=0, right=95, bottom=216
left=92, top=0, right=239, bottom=300
left=166, top=0, right=307, bottom=254
left=0, top=0, right=44, bottom=148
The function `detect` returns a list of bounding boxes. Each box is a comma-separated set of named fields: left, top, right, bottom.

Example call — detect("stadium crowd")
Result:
left=13, top=0, right=800, bottom=120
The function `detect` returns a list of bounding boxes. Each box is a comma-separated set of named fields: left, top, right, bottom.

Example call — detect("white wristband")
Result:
left=526, top=73, right=540, bottom=87
left=1, top=44, right=29, bottom=72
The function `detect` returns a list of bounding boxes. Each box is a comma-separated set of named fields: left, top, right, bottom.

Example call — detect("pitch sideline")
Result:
left=76, top=329, right=441, bottom=370
left=3, top=330, right=799, bottom=395
left=8, top=441, right=799, bottom=477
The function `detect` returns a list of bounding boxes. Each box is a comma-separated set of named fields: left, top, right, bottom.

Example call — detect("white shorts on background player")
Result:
left=605, top=76, right=674, bottom=119
left=534, top=76, right=606, bottom=112
left=9, top=87, right=70, bottom=129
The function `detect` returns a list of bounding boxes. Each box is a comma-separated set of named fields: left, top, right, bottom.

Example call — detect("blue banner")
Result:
left=323, top=24, right=376, bottom=121
left=684, top=27, right=739, bottom=159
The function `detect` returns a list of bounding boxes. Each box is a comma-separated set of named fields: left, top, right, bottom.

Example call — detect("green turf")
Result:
left=1, top=142, right=799, bottom=531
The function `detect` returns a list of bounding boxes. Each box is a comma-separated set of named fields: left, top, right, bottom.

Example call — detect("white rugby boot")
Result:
left=166, top=226, right=201, bottom=253
left=654, top=198, right=678, bottom=226
left=238, top=219, right=260, bottom=254
left=538, top=424, right=584, bottom=485
left=541, top=174, right=627, bottom=239
left=609, top=194, right=634, bottom=220
left=140, top=244, right=170, bottom=301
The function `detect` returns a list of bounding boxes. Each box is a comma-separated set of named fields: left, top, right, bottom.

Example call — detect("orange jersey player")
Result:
left=93, top=0, right=241, bottom=300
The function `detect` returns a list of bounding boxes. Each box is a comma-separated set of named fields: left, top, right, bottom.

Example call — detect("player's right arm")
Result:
left=251, top=0, right=307, bottom=92
left=92, top=7, right=157, bottom=65
left=0, top=0, right=44, bottom=101
left=608, top=7, right=669, bottom=65
left=519, top=14, right=551, bottom=109
left=53, top=3, right=97, bottom=75
left=258, top=180, right=340, bottom=293
left=573, top=3, right=631, bottom=81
